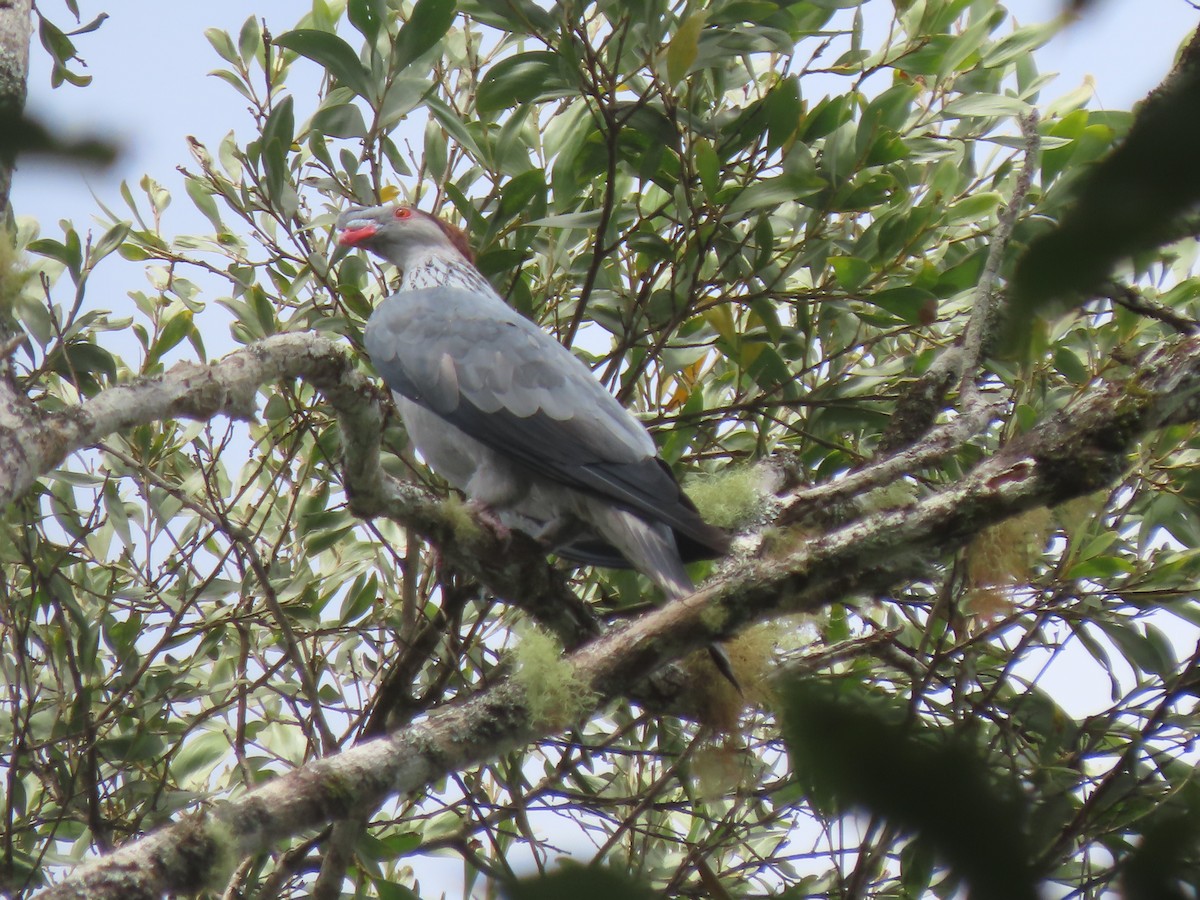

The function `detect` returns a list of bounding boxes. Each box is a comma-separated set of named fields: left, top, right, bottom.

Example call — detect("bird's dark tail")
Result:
left=706, top=643, right=743, bottom=695
left=594, top=505, right=742, bottom=693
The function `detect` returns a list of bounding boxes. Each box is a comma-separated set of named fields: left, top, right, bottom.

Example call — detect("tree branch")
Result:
left=1102, top=280, right=1199, bottom=335
left=0, top=334, right=337, bottom=509
left=958, top=111, right=1040, bottom=402
left=0, top=0, right=32, bottom=217
left=780, top=392, right=1002, bottom=529
left=867, top=116, right=1038, bottom=469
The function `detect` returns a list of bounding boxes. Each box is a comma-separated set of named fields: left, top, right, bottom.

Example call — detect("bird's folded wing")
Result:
left=364, top=287, right=725, bottom=552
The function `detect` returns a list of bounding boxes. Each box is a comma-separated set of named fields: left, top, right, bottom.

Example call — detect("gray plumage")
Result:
left=336, top=203, right=731, bottom=613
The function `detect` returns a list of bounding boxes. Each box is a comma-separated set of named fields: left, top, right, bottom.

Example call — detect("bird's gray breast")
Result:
left=391, top=395, right=483, bottom=491
left=392, top=394, right=537, bottom=513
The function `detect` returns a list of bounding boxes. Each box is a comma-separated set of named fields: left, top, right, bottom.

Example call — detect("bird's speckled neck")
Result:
left=401, top=252, right=494, bottom=295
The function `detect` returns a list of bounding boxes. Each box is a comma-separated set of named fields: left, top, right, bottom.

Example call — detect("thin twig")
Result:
left=780, top=395, right=1002, bottom=527
left=958, top=112, right=1041, bottom=403
left=1103, top=281, right=1198, bottom=334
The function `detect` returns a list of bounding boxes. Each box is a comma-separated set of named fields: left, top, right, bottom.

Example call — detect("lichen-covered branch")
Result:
left=0, top=333, right=345, bottom=508
left=958, top=111, right=1040, bottom=401
left=0, top=0, right=32, bottom=216
left=874, top=346, right=967, bottom=455
left=36, top=331, right=1200, bottom=898
left=1103, top=281, right=1199, bottom=335
left=872, top=114, right=1039, bottom=459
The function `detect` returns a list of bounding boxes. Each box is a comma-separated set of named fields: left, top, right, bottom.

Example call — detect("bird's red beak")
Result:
left=338, top=225, right=377, bottom=246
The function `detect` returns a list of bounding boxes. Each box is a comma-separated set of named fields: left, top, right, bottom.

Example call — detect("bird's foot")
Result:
left=466, top=499, right=512, bottom=541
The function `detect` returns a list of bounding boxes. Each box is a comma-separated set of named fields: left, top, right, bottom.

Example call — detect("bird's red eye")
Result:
left=394, top=207, right=413, bottom=219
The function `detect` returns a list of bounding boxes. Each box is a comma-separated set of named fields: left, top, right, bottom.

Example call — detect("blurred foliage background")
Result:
left=5, top=0, right=1200, bottom=896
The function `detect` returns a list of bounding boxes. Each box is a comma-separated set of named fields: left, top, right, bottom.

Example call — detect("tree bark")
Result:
left=0, top=0, right=32, bottom=217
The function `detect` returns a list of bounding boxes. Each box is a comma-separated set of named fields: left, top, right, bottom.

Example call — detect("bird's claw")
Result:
left=466, top=499, right=512, bottom=541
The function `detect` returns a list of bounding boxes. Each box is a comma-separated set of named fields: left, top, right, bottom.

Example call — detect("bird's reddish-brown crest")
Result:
left=430, top=216, right=474, bottom=263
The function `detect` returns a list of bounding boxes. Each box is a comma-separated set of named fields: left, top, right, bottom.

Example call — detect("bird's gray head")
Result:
left=336, top=204, right=473, bottom=266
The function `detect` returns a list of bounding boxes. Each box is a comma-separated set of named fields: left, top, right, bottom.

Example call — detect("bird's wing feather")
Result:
left=365, top=286, right=725, bottom=553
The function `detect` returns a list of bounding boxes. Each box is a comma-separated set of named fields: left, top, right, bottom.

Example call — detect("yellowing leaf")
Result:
left=666, top=355, right=708, bottom=411
left=666, top=12, right=706, bottom=85
left=741, top=310, right=764, bottom=368
left=379, top=184, right=400, bottom=202
left=702, top=303, right=735, bottom=344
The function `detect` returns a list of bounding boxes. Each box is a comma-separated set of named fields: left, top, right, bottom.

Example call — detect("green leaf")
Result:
left=204, top=27, right=239, bottom=65
left=801, top=94, right=854, bottom=141
left=946, top=191, right=1003, bottom=226
left=209, top=68, right=253, bottom=101
left=54, top=340, right=117, bottom=394
left=92, top=222, right=131, bottom=262
left=311, top=103, right=368, bottom=140
left=1053, top=346, right=1089, bottom=385
left=981, top=21, right=1057, bottom=69
left=423, top=116, right=448, bottom=180
left=173, top=731, right=232, bottom=780
left=392, top=0, right=458, bottom=74
left=943, top=93, right=1032, bottom=119
left=146, top=310, right=194, bottom=368
left=855, top=83, right=918, bottom=158
left=867, top=286, right=936, bottom=324
left=306, top=524, right=356, bottom=554
left=762, top=75, right=802, bottom=150
left=424, top=95, right=486, bottom=161
left=237, top=16, right=263, bottom=65
left=348, top=0, right=386, bottom=43
left=725, top=173, right=824, bottom=217
left=1097, top=620, right=1173, bottom=677
left=526, top=210, right=605, bottom=230
left=1063, top=555, right=1134, bottom=580
left=29, top=237, right=80, bottom=278
left=260, top=95, right=295, bottom=204
left=496, top=169, right=547, bottom=225
left=458, top=0, right=554, bottom=33
left=667, top=12, right=706, bottom=84
left=746, top=345, right=803, bottom=400
left=274, top=29, right=374, bottom=99
left=829, top=256, right=872, bottom=291
left=340, top=574, right=379, bottom=625
left=38, top=16, right=86, bottom=88
left=477, top=51, right=569, bottom=115
left=694, top=137, right=719, bottom=198
left=185, top=179, right=223, bottom=231
left=831, top=171, right=896, bottom=212
left=934, top=249, right=987, bottom=295
left=893, top=34, right=955, bottom=76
